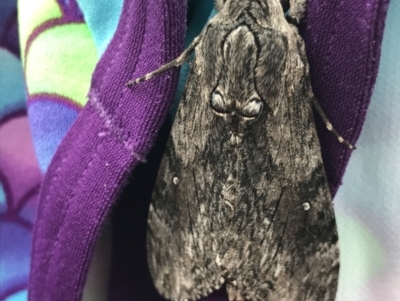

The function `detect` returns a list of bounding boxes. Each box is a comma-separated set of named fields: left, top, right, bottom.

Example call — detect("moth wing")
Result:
left=217, top=30, right=339, bottom=301
left=147, top=46, right=229, bottom=300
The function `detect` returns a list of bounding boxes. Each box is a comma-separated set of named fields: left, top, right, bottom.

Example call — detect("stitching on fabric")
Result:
left=100, top=0, right=146, bottom=98
left=39, top=158, right=70, bottom=301
left=117, top=0, right=156, bottom=154
left=36, top=1, right=153, bottom=297
left=65, top=143, right=112, bottom=295
left=91, top=0, right=149, bottom=161
left=43, top=143, right=104, bottom=299
left=89, top=91, right=147, bottom=162
left=343, top=4, right=367, bottom=147
left=73, top=188, right=119, bottom=296
left=135, top=0, right=165, bottom=131
left=320, top=0, right=347, bottom=193
left=96, top=0, right=145, bottom=107
left=335, top=0, right=387, bottom=193
left=119, top=0, right=151, bottom=109
left=131, top=0, right=176, bottom=136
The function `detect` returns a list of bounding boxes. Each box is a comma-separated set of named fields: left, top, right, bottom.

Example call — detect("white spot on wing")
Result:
left=216, top=254, right=222, bottom=266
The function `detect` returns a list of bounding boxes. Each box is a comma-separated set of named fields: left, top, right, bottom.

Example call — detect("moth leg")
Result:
left=310, top=97, right=356, bottom=150
left=126, top=35, right=203, bottom=87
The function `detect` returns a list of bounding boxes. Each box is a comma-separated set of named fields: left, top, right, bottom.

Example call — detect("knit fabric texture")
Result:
left=29, top=0, right=389, bottom=300
left=27, top=0, right=186, bottom=300
left=0, top=0, right=391, bottom=300
left=18, top=0, right=98, bottom=173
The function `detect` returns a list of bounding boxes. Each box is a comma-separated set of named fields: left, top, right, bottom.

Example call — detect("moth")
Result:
left=127, top=0, right=354, bottom=300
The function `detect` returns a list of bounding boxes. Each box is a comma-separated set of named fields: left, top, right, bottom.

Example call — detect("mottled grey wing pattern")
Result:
left=147, top=1, right=339, bottom=301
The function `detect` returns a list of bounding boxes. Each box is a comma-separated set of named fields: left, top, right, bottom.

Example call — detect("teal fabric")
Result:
left=4, top=290, right=28, bottom=301
left=0, top=49, right=26, bottom=119
left=0, top=184, right=6, bottom=213
left=76, top=0, right=124, bottom=56
left=171, top=1, right=215, bottom=115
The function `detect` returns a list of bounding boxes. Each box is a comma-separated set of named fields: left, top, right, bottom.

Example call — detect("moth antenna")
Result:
left=126, top=35, right=203, bottom=87
left=310, top=97, right=356, bottom=150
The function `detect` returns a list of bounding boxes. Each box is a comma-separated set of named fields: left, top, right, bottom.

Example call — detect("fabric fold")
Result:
left=301, top=0, right=390, bottom=195
left=28, top=1, right=186, bottom=300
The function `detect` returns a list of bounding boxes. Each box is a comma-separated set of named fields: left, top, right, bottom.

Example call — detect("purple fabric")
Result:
left=28, top=0, right=186, bottom=300
left=28, top=0, right=389, bottom=301
left=302, top=0, right=390, bottom=195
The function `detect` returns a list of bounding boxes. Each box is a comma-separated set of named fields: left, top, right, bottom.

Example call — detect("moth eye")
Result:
left=210, top=91, right=230, bottom=114
left=240, top=98, right=263, bottom=119
left=280, top=0, right=290, bottom=15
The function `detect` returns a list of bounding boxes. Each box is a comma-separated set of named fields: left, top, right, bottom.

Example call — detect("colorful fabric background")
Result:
left=0, top=0, right=41, bottom=300
left=0, top=0, right=398, bottom=300
left=1, top=0, right=120, bottom=299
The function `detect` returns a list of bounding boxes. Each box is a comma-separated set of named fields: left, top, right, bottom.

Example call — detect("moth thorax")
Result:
left=209, top=24, right=263, bottom=123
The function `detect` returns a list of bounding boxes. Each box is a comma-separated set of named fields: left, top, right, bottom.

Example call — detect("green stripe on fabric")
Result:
left=25, top=24, right=97, bottom=107
left=18, top=0, right=62, bottom=59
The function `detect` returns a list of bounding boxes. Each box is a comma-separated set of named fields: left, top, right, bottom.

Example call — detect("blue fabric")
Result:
left=28, top=100, right=79, bottom=173
left=0, top=222, right=32, bottom=298
left=0, top=0, right=16, bottom=31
